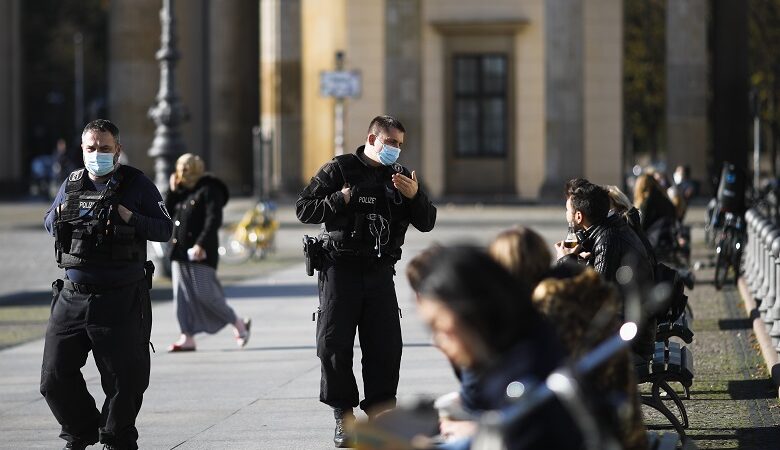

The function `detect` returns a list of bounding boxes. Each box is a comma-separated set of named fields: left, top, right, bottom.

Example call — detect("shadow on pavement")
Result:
left=726, top=379, right=778, bottom=400
left=0, top=288, right=175, bottom=306
left=223, top=283, right=317, bottom=299
left=212, top=342, right=435, bottom=353
left=717, top=318, right=753, bottom=330
left=691, top=426, right=780, bottom=450
left=0, top=282, right=318, bottom=307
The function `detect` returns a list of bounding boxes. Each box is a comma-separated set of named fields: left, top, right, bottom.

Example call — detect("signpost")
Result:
left=320, top=51, right=361, bottom=156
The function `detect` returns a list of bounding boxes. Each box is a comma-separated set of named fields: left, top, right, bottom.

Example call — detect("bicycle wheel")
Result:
left=714, top=237, right=730, bottom=290
left=732, top=238, right=743, bottom=286
left=218, top=227, right=252, bottom=264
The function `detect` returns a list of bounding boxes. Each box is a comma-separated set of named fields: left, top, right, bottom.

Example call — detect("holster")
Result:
left=144, top=260, right=155, bottom=289
left=303, top=235, right=324, bottom=276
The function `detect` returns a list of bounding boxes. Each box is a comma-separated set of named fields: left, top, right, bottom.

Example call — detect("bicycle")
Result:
left=218, top=200, right=279, bottom=264
left=713, top=211, right=745, bottom=290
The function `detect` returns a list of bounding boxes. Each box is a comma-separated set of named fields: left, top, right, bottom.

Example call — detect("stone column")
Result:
left=666, top=0, right=708, bottom=189
left=540, top=0, right=584, bottom=198
left=0, top=0, right=22, bottom=191
left=385, top=0, right=422, bottom=174
left=261, top=0, right=302, bottom=195
left=108, top=0, right=161, bottom=175
left=209, top=0, right=259, bottom=194
left=583, top=0, right=623, bottom=187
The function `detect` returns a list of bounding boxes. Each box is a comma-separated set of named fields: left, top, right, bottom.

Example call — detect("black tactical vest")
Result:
left=324, top=154, right=405, bottom=258
left=54, top=166, right=146, bottom=268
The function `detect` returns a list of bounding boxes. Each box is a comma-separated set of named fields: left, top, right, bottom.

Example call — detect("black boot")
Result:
left=333, top=408, right=354, bottom=448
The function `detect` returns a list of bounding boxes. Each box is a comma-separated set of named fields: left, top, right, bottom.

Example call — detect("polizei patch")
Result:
left=69, top=169, right=85, bottom=181
left=358, top=196, right=376, bottom=204
left=79, top=200, right=95, bottom=217
left=158, top=201, right=172, bottom=219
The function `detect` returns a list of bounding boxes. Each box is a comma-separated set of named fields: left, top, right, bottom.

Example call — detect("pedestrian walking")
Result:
left=296, top=115, right=437, bottom=447
left=41, top=119, right=173, bottom=450
left=165, top=153, right=250, bottom=352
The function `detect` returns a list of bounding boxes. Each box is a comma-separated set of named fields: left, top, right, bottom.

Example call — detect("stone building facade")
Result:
left=0, top=0, right=713, bottom=199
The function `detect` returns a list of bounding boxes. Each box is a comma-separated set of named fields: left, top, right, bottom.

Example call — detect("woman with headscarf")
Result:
left=165, top=153, right=250, bottom=352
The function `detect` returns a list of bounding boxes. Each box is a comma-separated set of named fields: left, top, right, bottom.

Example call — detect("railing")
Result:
left=743, top=208, right=780, bottom=358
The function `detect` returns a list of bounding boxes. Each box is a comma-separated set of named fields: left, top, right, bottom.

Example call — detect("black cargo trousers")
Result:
left=316, top=253, right=403, bottom=414
left=40, top=275, right=152, bottom=450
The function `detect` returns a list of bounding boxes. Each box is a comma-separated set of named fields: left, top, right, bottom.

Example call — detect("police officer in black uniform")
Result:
left=41, top=119, right=173, bottom=450
left=297, top=115, right=437, bottom=447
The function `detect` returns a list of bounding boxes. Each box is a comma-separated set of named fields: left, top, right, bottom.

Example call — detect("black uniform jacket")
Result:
left=296, top=145, right=436, bottom=262
left=165, top=175, right=229, bottom=269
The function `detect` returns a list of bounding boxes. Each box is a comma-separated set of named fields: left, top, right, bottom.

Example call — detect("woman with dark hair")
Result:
left=414, top=245, right=583, bottom=450
left=633, top=173, right=678, bottom=259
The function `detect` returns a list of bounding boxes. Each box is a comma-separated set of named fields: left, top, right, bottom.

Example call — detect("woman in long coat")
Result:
left=165, top=153, right=250, bottom=351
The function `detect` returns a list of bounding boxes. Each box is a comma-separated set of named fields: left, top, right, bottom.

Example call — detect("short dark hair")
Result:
left=367, top=115, right=405, bottom=136
left=82, top=119, right=120, bottom=144
left=565, top=178, right=589, bottom=199
left=569, top=182, right=610, bottom=223
left=416, top=245, right=541, bottom=354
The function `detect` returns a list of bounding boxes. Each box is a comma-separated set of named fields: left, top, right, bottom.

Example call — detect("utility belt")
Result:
left=302, top=233, right=394, bottom=276
left=56, top=261, right=156, bottom=293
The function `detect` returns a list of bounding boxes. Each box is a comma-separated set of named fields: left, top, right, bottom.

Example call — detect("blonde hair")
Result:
left=175, top=153, right=205, bottom=187
left=632, top=173, right=657, bottom=209
left=605, top=185, right=632, bottom=214
left=532, top=268, right=647, bottom=449
left=532, top=268, right=620, bottom=356
left=489, top=226, right=551, bottom=288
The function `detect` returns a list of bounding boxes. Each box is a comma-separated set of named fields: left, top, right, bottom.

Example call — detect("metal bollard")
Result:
left=752, top=219, right=772, bottom=295
left=758, top=227, right=780, bottom=303
left=760, top=228, right=780, bottom=316
left=746, top=213, right=764, bottom=290
left=744, top=209, right=757, bottom=286
left=765, top=236, right=780, bottom=333
left=745, top=209, right=755, bottom=273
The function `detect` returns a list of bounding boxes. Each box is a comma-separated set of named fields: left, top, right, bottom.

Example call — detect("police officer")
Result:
left=297, top=115, right=437, bottom=447
left=41, top=119, right=173, bottom=450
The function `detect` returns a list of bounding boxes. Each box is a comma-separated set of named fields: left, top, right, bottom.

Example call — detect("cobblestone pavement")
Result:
left=673, top=234, right=780, bottom=449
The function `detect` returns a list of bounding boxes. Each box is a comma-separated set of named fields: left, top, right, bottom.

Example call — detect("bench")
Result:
left=636, top=340, right=695, bottom=437
left=656, top=310, right=694, bottom=344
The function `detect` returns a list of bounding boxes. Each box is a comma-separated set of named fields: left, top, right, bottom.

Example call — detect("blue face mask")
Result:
left=376, top=141, right=401, bottom=166
left=83, top=152, right=116, bottom=177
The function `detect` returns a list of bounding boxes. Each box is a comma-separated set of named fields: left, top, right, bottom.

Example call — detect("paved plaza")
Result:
left=0, top=200, right=778, bottom=449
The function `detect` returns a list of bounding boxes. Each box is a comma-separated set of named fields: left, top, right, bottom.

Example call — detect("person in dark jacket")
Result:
left=555, top=180, right=656, bottom=358
left=296, top=115, right=437, bottom=447
left=633, top=173, right=678, bottom=257
left=165, top=153, right=250, bottom=352
left=415, top=245, right=583, bottom=450
left=42, top=119, right=173, bottom=450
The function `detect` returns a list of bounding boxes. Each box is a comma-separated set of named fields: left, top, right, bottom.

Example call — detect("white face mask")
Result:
left=673, top=173, right=683, bottom=185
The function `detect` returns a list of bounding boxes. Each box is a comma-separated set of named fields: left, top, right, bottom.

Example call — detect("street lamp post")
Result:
left=148, top=0, right=188, bottom=195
